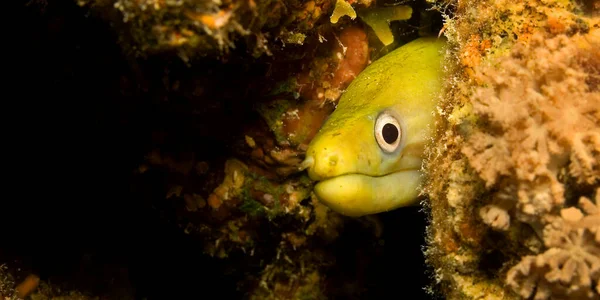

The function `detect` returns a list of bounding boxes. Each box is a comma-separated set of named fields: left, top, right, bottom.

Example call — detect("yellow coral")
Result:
left=330, top=0, right=356, bottom=23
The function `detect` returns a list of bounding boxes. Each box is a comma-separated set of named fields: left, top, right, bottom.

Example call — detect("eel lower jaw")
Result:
left=312, top=169, right=423, bottom=217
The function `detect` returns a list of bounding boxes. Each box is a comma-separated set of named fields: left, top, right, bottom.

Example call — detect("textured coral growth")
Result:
left=424, top=0, right=600, bottom=299
left=570, top=132, right=600, bottom=185
left=465, top=29, right=600, bottom=228
left=463, top=27, right=600, bottom=299
left=507, top=189, right=600, bottom=299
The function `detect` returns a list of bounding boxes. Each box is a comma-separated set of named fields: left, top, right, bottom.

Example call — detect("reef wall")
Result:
left=424, top=0, right=600, bottom=298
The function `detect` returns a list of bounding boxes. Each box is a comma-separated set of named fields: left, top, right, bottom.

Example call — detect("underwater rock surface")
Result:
left=424, top=0, right=599, bottom=298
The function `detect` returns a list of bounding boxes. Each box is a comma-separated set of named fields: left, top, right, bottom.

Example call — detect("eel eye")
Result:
left=375, top=112, right=402, bottom=153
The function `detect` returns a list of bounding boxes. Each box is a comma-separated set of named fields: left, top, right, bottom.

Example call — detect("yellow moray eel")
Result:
left=302, top=37, right=446, bottom=217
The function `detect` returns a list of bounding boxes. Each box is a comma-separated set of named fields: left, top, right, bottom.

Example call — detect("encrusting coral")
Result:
left=76, top=0, right=339, bottom=59
left=467, top=30, right=600, bottom=229
left=424, top=0, right=600, bottom=298
left=467, top=29, right=600, bottom=299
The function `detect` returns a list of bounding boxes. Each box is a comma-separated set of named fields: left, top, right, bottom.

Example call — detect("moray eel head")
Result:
left=303, top=37, right=446, bottom=217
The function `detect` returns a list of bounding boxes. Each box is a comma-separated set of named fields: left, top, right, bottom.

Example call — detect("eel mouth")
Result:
left=311, top=168, right=422, bottom=217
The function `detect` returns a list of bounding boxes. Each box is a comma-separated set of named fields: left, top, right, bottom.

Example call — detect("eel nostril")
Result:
left=328, top=155, right=338, bottom=166
left=298, top=156, right=314, bottom=171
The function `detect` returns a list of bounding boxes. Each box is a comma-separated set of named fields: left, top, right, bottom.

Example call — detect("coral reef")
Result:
left=137, top=21, right=372, bottom=264
left=129, top=3, right=393, bottom=296
left=0, top=264, right=18, bottom=300
left=18, top=0, right=600, bottom=298
left=18, top=0, right=566, bottom=298
left=242, top=25, right=370, bottom=177
left=75, top=0, right=339, bottom=59
left=507, top=190, right=600, bottom=299
left=74, top=0, right=435, bottom=61
left=124, top=0, right=442, bottom=296
left=424, top=0, right=600, bottom=298
left=0, top=266, right=95, bottom=300
left=241, top=199, right=342, bottom=299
